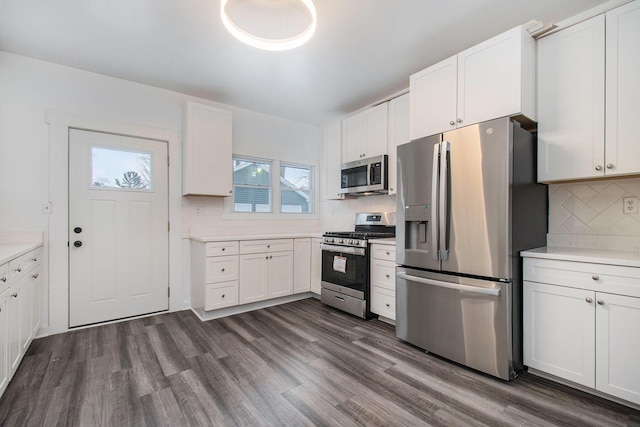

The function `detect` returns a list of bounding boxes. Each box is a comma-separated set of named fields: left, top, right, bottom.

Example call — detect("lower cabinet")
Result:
left=293, top=238, right=311, bottom=294
left=523, top=255, right=640, bottom=406
left=0, top=246, right=42, bottom=398
left=239, top=250, right=293, bottom=304
left=310, top=238, right=322, bottom=295
left=370, top=243, right=396, bottom=320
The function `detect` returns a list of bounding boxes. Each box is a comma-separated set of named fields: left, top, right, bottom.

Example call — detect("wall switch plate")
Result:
left=194, top=206, right=205, bottom=216
left=623, top=197, right=638, bottom=214
left=42, top=202, right=52, bottom=214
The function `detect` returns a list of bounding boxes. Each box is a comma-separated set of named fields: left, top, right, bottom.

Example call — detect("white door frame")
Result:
left=45, top=110, right=183, bottom=335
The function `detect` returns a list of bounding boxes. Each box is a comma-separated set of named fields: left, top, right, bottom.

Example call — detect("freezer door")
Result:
left=441, top=117, right=511, bottom=279
left=396, top=133, right=442, bottom=271
left=396, top=267, right=513, bottom=380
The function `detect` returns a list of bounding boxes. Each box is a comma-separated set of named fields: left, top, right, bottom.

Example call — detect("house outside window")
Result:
left=232, top=156, right=272, bottom=212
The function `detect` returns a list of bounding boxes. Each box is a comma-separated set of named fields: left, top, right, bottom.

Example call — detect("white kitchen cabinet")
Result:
left=310, top=238, right=322, bottom=295
left=342, top=103, right=388, bottom=163
left=322, top=121, right=344, bottom=200
left=410, top=25, right=535, bottom=140
left=522, top=251, right=640, bottom=406
left=182, top=101, right=233, bottom=196
left=239, top=239, right=293, bottom=304
left=0, top=289, right=8, bottom=395
left=191, top=240, right=240, bottom=313
left=537, top=1, right=640, bottom=182
left=293, top=238, right=311, bottom=294
left=370, top=243, right=396, bottom=321
left=30, top=266, right=42, bottom=336
left=387, top=93, right=409, bottom=195
left=523, top=280, right=595, bottom=387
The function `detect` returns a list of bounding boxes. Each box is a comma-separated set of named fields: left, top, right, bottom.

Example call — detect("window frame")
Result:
left=279, top=161, right=313, bottom=214
left=231, top=155, right=274, bottom=213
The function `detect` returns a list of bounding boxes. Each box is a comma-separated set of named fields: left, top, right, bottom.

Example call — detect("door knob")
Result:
left=74, top=241, right=83, bottom=248
left=74, top=227, right=83, bottom=234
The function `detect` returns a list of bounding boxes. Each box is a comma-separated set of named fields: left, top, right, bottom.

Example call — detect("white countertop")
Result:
left=190, top=232, right=324, bottom=243
left=0, top=241, right=43, bottom=265
left=521, top=246, right=640, bottom=268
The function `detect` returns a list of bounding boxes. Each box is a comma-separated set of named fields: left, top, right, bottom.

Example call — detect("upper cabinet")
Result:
left=182, top=101, right=233, bottom=196
left=537, top=1, right=640, bottom=182
left=341, top=103, right=388, bottom=163
left=322, top=120, right=344, bottom=200
left=410, top=26, right=536, bottom=140
left=387, top=93, right=410, bottom=195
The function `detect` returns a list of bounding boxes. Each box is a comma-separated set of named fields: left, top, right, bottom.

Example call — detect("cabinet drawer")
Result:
left=0, top=263, right=8, bottom=293
left=371, top=245, right=396, bottom=261
left=204, top=282, right=238, bottom=311
left=205, top=256, right=238, bottom=283
left=524, top=258, right=640, bottom=298
left=8, top=248, right=42, bottom=281
left=240, top=239, right=293, bottom=254
left=371, top=287, right=396, bottom=320
left=371, top=259, right=396, bottom=291
left=205, top=241, right=238, bottom=257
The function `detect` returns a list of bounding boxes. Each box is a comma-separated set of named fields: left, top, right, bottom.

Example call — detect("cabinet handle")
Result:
left=32, top=273, right=39, bottom=279
left=265, top=256, right=269, bottom=260
left=585, top=297, right=593, bottom=303
left=449, top=120, right=455, bottom=126
left=592, top=275, right=599, bottom=281
left=11, top=293, right=18, bottom=298
left=229, top=190, right=232, bottom=194
left=386, top=303, right=390, bottom=308
left=597, top=299, right=604, bottom=305
left=221, top=247, right=225, bottom=251
left=15, top=267, right=21, bottom=273
left=595, top=165, right=603, bottom=171
left=267, top=244, right=270, bottom=248
left=606, top=164, right=614, bottom=169
left=32, top=258, right=38, bottom=262
left=269, top=255, right=273, bottom=259
left=0, top=276, right=6, bottom=283
left=385, top=274, right=390, bottom=278
left=386, top=251, right=390, bottom=255
left=457, top=118, right=462, bottom=123
left=221, top=268, right=225, bottom=272
left=222, top=294, right=225, bottom=298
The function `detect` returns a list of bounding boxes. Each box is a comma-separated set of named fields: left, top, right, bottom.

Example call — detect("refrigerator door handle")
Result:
left=439, top=140, right=450, bottom=260
left=431, top=142, right=440, bottom=260
left=396, top=272, right=501, bottom=296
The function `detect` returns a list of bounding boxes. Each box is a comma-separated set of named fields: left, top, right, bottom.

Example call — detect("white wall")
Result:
left=0, top=51, right=323, bottom=334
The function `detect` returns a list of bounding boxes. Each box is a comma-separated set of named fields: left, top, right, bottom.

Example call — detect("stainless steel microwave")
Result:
left=339, top=155, right=388, bottom=195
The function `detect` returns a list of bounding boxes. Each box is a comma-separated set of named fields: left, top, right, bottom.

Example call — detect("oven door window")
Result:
left=321, top=250, right=366, bottom=293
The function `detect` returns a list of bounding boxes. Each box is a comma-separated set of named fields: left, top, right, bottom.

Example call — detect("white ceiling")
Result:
left=0, top=0, right=611, bottom=125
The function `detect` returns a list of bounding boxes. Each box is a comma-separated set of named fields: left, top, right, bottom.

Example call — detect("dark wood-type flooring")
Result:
left=1, top=298, right=639, bottom=426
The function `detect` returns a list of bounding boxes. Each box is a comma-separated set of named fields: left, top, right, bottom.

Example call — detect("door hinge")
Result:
left=167, top=155, right=170, bottom=166
left=168, top=221, right=170, bottom=232
left=168, top=287, right=171, bottom=298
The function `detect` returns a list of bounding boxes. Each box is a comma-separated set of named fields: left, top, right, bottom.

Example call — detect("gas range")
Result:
left=322, top=231, right=396, bottom=248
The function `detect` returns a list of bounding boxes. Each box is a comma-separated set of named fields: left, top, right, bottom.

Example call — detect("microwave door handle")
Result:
left=431, top=142, right=440, bottom=260
left=439, top=140, right=450, bottom=261
left=369, top=162, right=375, bottom=184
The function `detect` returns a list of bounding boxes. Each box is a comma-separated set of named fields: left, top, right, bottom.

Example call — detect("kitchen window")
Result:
left=232, top=156, right=272, bottom=212
left=280, top=163, right=312, bottom=213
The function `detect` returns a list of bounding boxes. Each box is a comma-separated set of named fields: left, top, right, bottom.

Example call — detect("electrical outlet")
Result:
left=194, top=206, right=205, bottom=216
left=623, top=197, right=638, bottom=214
left=42, top=202, right=52, bottom=214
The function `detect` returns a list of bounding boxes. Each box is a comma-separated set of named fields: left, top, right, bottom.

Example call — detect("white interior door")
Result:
left=69, top=129, right=169, bottom=327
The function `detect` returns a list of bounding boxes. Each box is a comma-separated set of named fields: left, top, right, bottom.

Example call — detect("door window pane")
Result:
left=91, top=147, right=152, bottom=190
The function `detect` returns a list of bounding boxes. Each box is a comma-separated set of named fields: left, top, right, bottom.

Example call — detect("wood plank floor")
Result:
left=1, top=298, right=639, bottom=426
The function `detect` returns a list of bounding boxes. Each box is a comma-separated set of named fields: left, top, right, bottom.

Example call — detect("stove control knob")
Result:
left=327, top=238, right=334, bottom=243
left=348, top=240, right=353, bottom=245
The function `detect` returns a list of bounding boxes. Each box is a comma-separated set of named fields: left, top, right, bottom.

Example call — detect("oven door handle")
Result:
left=321, top=244, right=366, bottom=256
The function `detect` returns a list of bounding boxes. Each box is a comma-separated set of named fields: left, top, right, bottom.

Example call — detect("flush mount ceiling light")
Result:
left=221, top=0, right=317, bottom=51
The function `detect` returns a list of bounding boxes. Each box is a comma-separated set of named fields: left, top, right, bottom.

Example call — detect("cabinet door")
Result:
left=595, top=293, right=640, bottom=405
left=363, top=103, right=388, bottom=159
left=182, top=102, right=233, bottom=196
left=268, top=252, right=293, bottom=298
left=0, top=291, right=9, bottom=395
left=239, top=254, right=269, bottom=304
left=387, top=94, right=409, bottom=195
left=293, top=239, right=311, bottom=294
left=410, top=55, right=457, bottom=139
left=342, top=113, right=366, bottom=163
left=310, top=238, right=322, bottom=295
left=605, top=1, right=640, bottom=177
left=537, top=15, right=605, bottom=182
left=322, top=120, right=344, bottom=200
left=458, top=26, right=533, bottom=129
left=8, top=282, right=21, bottom=374
left=30, top=266, right=42, bottom=336
left=19, top=275, right=32, bottom=355
left=523, top=281, right=595, bottom=387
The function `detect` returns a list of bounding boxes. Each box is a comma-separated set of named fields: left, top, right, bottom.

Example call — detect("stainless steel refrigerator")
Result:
left=396, top=117, right=547, bottom=380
